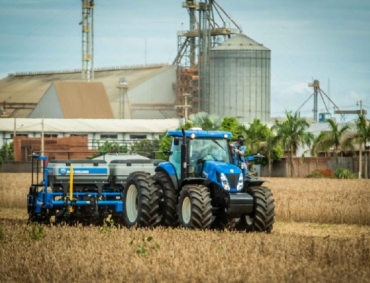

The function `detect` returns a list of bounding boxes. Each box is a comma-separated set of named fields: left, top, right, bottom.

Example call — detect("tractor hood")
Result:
left=201, top=161, right=244, bottom=192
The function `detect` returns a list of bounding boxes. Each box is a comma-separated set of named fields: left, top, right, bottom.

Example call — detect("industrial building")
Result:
left=0, top=64, right=177, bottom=119
left=0, top=1, right=271, bottom=124
left=209, top=34, right=270, bottom=122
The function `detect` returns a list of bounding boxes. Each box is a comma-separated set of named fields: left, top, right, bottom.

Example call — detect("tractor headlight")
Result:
left=237, top=173, right=243, bottom=191
left=220, top=173, right=230, bottom=191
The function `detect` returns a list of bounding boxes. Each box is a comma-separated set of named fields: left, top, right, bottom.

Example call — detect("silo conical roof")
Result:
left=212, top=33, right=270, bottom=51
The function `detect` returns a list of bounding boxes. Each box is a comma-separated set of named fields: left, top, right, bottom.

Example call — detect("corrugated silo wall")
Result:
left=209, top=49, right=271, bottom=123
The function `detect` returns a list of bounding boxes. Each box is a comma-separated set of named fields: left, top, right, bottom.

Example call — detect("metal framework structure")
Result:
left=81, top=0, right=94, bottom=82
left=334, top=100, right=367, bottom=121
left=296, top=80, right=341, bottom=122
left=173, top=0, right=242, bottom=117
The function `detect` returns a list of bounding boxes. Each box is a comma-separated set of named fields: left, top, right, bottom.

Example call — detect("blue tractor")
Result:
left=153, top=128, right=275, bottom=232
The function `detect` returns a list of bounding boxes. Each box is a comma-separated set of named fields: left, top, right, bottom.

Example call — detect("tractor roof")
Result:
left=167, top=129, right=232, bottom=139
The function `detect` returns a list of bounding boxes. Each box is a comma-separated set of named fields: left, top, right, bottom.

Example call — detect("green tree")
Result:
left=355, top=114, right=370, bottom=178
left=260, top=133, right=284, bottom=177
left=343, top=114, right=370, bottom=179
left=131, top=139, right=160, bottom=159
left=219, top=116, right=241, bottom=138
left=91, top=141, right=128, bottom=158
left=272, top=111, right=314, bottom=177
left=188, top=112, right=222, bottom=130
left=243, top=119, right=271, bottom=156
left=312, top=119, right=351, bottom=168
left=309, top=131, right=328, bottom=168
left=240, top=119, right=282, bottom=176
left=0, top=142, right=14, bottom=166
left=155, top=120, right=193, bottom=161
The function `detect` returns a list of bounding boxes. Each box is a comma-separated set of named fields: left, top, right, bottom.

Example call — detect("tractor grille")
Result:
left=225, top=173, right=239, bottom=188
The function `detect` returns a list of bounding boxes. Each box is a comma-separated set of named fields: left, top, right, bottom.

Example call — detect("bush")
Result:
left=306, top=171, right=323, bottom=178
left=334, top=168, right=357, bottom=179
left=307, top=169, right=334, bottom=178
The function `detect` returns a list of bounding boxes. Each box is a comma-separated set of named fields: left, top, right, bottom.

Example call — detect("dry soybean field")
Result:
left=1, top=174, right=370, bottom=283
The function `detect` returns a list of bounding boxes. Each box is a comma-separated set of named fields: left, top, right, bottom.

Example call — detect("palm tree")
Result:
left=272, top=111, right=314, bottom=177
left=356, top=114, right=370, bottom=178
left=188, top=112, right=222, bottom=130
left=244, top=119, right=283, bottom=177
left=313, top=119, right=351, bottom=168
left=260, top=133, right=283, bottom=177
left=309, top=132, right=329, bottom=168
left=243, top=119, right=270, bottom=155
left=344, top=114, right=370, bottom=179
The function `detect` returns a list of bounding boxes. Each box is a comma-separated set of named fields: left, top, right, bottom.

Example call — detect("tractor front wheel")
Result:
left=236, top=186, right=275, bottom=233
left=177, top=184, right=212, bottom=229
left=123, top=172, right=159, bottom=228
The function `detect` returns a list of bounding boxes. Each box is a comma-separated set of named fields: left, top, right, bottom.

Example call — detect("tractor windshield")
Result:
left=189, top=138, right=230, bottom=163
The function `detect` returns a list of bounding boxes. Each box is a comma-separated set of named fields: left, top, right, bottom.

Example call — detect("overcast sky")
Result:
left=1, top=0, right=369, bottom=121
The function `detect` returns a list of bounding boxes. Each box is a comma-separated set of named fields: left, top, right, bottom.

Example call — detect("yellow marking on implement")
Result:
left=69, top=166, right=74, bottom=213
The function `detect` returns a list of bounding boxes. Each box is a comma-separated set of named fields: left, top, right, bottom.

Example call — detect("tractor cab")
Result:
left=169, top=131, right=232, bottom=179
left=165, top=128, right=245, bottom=191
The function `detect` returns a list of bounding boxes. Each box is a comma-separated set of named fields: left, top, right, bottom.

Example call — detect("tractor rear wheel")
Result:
left=154, top=171, right=178, bottom=227
left=177, top=184, right=212, bottom=229
left=123, top=172, right=159, bottom=228
left=236, top=186, right=275, bottom=233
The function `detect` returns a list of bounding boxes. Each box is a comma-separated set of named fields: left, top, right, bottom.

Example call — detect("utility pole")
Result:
left=175, top=93, right=191, bottom=120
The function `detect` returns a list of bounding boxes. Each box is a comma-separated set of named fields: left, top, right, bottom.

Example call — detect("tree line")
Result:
left=155, top=111, right=370, bottom=179
left=1, top=111, right=369, bottom=178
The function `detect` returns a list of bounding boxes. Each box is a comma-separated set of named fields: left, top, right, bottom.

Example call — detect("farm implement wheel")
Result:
left=154, top=171, right=178, bottom=227
left=123, top=172, right=159, bottom=228
left=236, top=186, right=275, bottom=233
left=177, top=184, right=212, bottom=229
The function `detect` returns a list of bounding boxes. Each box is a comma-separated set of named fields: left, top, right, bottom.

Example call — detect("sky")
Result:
left=0, top=0, right=369, bottom=121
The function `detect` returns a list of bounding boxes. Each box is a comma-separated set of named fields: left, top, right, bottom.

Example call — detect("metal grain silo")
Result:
left=209, top=34, right=270, bottom=123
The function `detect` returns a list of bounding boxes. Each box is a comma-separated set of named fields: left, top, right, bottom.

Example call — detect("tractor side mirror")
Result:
left=174, top=138, right=180, bottom=146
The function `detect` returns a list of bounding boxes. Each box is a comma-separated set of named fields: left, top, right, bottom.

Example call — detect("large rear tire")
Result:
left=177, top=184, right=212, bottom=229
left=123, top=172, right=159, bottom=228
left=236, top=186, right=275, bottom=233
left=154, top=171, right=178, bottom=227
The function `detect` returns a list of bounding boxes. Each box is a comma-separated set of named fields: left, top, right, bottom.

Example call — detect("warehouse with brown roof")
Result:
left=0, top=63, right=177, bottom=119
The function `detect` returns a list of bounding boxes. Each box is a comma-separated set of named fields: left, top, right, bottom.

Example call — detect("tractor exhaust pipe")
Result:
left=180, top=128, right=188, bottom=182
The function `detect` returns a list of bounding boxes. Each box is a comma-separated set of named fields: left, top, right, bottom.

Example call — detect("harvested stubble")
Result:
left=265, top=177, right=370, bottom=225
left=0, top=220, right=369, bottom=283
left=1, top=174, right=370, bottom=282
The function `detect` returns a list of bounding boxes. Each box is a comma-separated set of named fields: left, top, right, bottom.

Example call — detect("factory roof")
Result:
left=0, top=118, right=180, bottom=134
left=30, top=81, right=114, bottom=119
left=0, top=63, right=171, bottom=118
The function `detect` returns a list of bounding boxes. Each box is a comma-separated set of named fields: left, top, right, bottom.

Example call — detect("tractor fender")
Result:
left=244, top=178, right=266, bottom=190
left=179, top=177, right=207, bottom=189
left=155, top=162, right=179, bottom=190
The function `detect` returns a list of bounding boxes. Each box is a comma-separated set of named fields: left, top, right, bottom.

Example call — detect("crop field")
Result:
left=1, top=174, right=370, bottom=283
